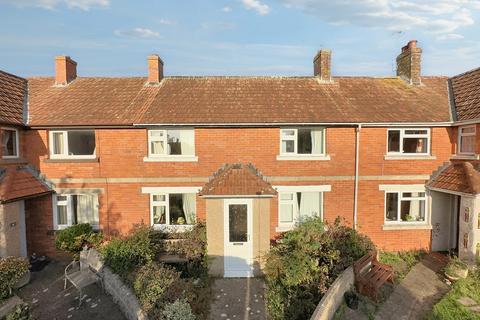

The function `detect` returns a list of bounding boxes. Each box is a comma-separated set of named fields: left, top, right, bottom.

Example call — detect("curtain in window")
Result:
left=179, top=130, right=195, bottom=155
left=151, top=141, right=164, bottom=155
left=76, top=194, right=99, bottom=225
left=182, top=193, right=196, bottom=224
left=298, top=192, right=320, bottom=220
left=311, top=130, right=323, bottom=154
left=2, top=131, right=10, bottom=155
left=53, top=132, right=64, bottom=154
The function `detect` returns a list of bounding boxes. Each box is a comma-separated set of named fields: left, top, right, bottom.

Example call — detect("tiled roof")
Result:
left=450, top=68, right=480, bottom=121
left=0, top=166, right=53, bottom=203
left=0, top=71, right=27, bottom=126
left=428, top=161, right=480, bottom=195
left=26, top=76, right=451, bottom=126
left=200, top=163, right=277, bottom=197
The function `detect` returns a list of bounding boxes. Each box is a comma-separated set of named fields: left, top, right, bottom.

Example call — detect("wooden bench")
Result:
left=353, top=251, right=394, bottom=302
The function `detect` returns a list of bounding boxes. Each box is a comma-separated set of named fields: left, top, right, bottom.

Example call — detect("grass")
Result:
left=426, top=268, right=480, bottom=320
left=379, top=250, right=425, bottom=282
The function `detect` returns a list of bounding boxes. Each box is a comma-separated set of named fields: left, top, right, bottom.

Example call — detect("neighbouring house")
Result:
left=0, top=40, right=479, bottom=277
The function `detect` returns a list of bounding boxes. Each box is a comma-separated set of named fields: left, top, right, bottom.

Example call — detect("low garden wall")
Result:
left=310, top=266, right=354, bottom=320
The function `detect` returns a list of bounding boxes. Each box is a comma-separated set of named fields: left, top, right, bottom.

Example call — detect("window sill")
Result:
left=276, top=154, right=331, bottom=161
left=152, top=224, right=194, bottom=232
left=451, top=154, right=480, bottom=160
left=143, top=156, right=198, bottom=162
left=384, top=155, right=436, bottom=160
left=382, top=223, right=431, bottom=231
left=0, top=157, right=28, bottom=164
left=54, top=224, right=100, bottom=231
left=45, top=157, right=99, bottom=163
left=276, top=225, right=294, bottom=232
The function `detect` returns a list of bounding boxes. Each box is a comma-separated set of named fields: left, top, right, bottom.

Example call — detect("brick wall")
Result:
left=24, top=126, right=453, bottom=253
left=24, top=194, right=57, bottom=257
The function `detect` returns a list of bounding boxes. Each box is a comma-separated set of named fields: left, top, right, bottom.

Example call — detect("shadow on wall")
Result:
left=24, top=130, right=48, bottom=170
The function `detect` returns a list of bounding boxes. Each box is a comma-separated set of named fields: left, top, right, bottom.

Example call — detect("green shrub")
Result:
left=101, top=226, right=154, bottom=276
left=445, top=257, right=468, bottom=277
left=0, top=257, right=29, bottom=300
left=264, top=217, right=374, bottom=320
left=162, top=298, right=196, bottom=320
left=55, top=223, right=103, bottom=256
left=6, top=304, right=33, bottom=320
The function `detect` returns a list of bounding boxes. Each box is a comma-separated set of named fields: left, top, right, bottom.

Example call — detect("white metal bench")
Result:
left=64, top=247, right=104, bottom=306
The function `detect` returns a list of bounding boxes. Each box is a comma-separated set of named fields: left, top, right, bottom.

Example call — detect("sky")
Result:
left=0, top=0, right=480, bottom=78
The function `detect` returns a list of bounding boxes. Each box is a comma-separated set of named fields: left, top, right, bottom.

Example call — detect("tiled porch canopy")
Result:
left=428, top=161, right=480, bottom=195
left=0, top=166, right=53, bottom=203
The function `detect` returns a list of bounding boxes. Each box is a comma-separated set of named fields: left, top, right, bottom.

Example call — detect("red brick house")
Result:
left=1, top=40, right=478, bottom=277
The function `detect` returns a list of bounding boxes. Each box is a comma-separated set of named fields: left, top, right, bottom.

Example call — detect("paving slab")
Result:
left=17, top=260, right=125, bottom=320
left=209, top=278, right=266, bottom=320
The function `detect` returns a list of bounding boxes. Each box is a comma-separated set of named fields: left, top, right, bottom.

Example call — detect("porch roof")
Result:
left=428, top=161, right=480, bottom=195
left=0, top=166, right=53, bottom=203
left=199, top=163, right=277, bottom=197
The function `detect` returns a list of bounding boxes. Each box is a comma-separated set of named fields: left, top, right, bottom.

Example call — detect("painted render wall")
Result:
left=0, top=202, right=23, bottom=257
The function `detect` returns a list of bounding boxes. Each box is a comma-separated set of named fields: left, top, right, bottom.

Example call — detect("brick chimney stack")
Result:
left=55, top=56, right=77, bottom=86
left=313, top=49, right=332, bottom=82
left=147, top=54, right=164, bottom=85
left=396, top=40, right=422, bottom=85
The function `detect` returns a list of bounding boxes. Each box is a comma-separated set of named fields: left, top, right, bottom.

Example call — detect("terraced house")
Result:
left=0, top=40, right=479, bottom=277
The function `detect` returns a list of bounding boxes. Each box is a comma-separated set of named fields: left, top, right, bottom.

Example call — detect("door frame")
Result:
left=223, top=198, right=254, bottom=278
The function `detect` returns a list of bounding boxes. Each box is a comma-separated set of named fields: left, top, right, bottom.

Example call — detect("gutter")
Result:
left=353, top=124, right=362, bottom=230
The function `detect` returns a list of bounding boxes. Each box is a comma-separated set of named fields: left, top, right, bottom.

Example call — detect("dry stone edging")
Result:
left=0, top=295, right=24, bottom=318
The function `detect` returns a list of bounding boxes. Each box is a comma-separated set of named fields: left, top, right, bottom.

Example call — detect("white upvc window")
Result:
left=49, top=130, right=96, bottom=159
left=280, top=128, right=326, bottom=156
left=387, top=128, right=430, bottom=156
left=150, top=193, right=197, bottom=227
left=54, top=193, right=99, bottom=229
left=2, top=127, right=19, bottom=159
left=458, top=125, right=476, bottom=155
left=146, top=129, right=197, bottom=161
left=384, top=191, right=427, bottom=224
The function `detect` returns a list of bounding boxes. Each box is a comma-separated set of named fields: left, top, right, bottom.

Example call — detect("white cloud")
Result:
left=437, top=33, right=465, bottom=41
left=114, top=28, right=161, bottom=39
left=278, top=0, right=478, bottom=35
left=1, top=0, right=109, bottom=10
left=159, top=19, right=176, bottom=25
left=222, top=6, right=232, bottom=12
left=242, top=0, right=270, bottom=15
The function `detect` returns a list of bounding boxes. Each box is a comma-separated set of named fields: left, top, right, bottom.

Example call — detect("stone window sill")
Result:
left=143, top=156, right=198, bottom=162
left=450, top=154, right=480, bottom=160
left=45, top=157, right=100, bottom=163
left=276, top=154, right=331, bottom=161
left=384, top=155, right=436, bottom=160
left=152, top=224, right=194, bottom=232
left=382, top=224, right=432, bottom=231
left=275, top=225, right=294, bottom=232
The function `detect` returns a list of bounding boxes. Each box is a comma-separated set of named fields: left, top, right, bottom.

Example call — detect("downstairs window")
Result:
left=278, top=191, right=323, bottom=227
left=385, top=191, right=426, bottom=223
left=150, top=193, right=196, bottom=226
left=55, top=194, right=99, bottom=229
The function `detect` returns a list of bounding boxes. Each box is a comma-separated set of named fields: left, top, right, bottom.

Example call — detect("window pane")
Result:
left=57, top=205, right=68, bottom=225
left=388, top=131, right=400, bottom=152
left=460, top=135, right=475, bottom=153
left=282, top=130, right=295, bottom=137
left=67, top=131, right=95, bottom=155
left=405, top=130, right=428, bottom=135
left=169, top=194, right=188, bottom=225
left=2, top=130, right=17, bottom=157
left=153, top=194, right=166, bottom=202
left=229, top=204, right=248, bottom=242
left=151, top=141, right=165, bottom=155
left=74, top=194, right=98, bottom=225
left=298, top=192, right=321, bottom=220
left=150, top=131, right=164, bottom=137
left=281, top=140, right=294, bottom=153
left=402, top=192, right=425, bottom=198
left=297, top=129, right=312, bottom=154
left=386, top=193, right=398, bottom=221
left=280, top=204, right=294, bottom=223
left=167, top=130, right=182, bottom=155
left=401, top=199, right=425, bottom=222
left=52, top=132, right=64, bottom=155
left=153, top=206, right=166, bottom=224
left=280, top=193, right=293, bottom=201
left=403, top=138, right=427, bottom=153
left=57, top=195, right=67, bottom=202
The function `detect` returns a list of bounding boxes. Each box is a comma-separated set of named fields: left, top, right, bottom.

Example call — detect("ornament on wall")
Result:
left=464, top=207, right=470, bottom=223
left=463, top=233, right=469, bottom=249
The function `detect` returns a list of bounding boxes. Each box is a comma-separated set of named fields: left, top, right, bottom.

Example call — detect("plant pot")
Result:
left=14, top=270, right=31, bottom=289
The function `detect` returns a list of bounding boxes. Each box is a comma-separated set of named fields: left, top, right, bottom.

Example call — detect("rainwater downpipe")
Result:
left=353, top=124, right=362, bottom=230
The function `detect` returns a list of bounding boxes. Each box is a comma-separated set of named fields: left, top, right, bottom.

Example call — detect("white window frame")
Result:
left=458, top=125, right=476, bottom=155
left=2, top=127, right=19, bottom=159
left=386, top=128, right=431, bottom=156
left=381, top=185, right=428, bottom=225
left=278, top=127, right=329, bottom=160
left=49, top=130, right=96, bottom=160
left=274, top=185, right=331, bottom=231
left=53, top=193, right=99, bottom=230
left=145, top=129, right=198, bottom=162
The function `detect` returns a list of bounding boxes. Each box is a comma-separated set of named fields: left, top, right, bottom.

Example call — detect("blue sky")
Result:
left=1, top=0, right=480, bottom=77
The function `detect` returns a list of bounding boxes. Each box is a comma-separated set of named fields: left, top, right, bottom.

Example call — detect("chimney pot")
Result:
left=147, top=54, right=164, bottom=85
left=313, top=49, right=332, bottom=81
left=55, top=56, right=77, bottom=86
left=396, top=40, right=422, bottom=85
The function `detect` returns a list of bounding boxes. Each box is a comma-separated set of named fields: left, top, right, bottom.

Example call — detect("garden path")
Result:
left=17, top=260, right=125, bottom=320
left=374, top=253, right=450, bottom=320
left=209, top=278, right=267, bottom=320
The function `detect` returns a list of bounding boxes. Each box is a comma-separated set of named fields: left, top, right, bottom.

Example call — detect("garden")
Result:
left=0, top=256, right=32, bottom=320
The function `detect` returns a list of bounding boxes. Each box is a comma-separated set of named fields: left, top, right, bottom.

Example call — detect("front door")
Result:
left=223, top=199, right=253, bottom=277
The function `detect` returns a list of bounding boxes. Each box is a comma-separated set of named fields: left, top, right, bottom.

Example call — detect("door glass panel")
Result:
left=229, top=204, right=248, bottom=242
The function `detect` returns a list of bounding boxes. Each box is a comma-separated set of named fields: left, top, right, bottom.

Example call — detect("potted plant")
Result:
left=444, top=257, right=469, bottom=281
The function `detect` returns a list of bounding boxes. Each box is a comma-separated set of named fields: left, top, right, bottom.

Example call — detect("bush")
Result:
left=162, top=299, right=196, bottom=320
left=55, top=223, right=102, bottom=256
left=0, top=257, right=29, bottom=300
left=264, top=217, right=374, bottom=320
left=6, top=304, right=33, bottom=320
left=101, top=226, right=154, bottom=276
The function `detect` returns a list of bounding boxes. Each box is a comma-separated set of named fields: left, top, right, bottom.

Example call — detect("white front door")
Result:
left=224, top=199, right=253, bottom=278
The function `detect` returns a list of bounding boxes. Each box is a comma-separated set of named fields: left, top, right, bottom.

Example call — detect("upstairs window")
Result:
left=385, top=191, right=426, bottom=223
left=49, top=130, right=96, bottom=159
left=458, top=125, right=476, bottom=155
left=387, top=128, right=430, bottom=155
left=55, top=193, right=99, bottom=229
left=148, top=129, right=195, bottom=157
left=150, top=193, right=196, bottom=226
left=280, top=128, right=325, bottom=155
left=2, top=128, right=18, bottom=158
